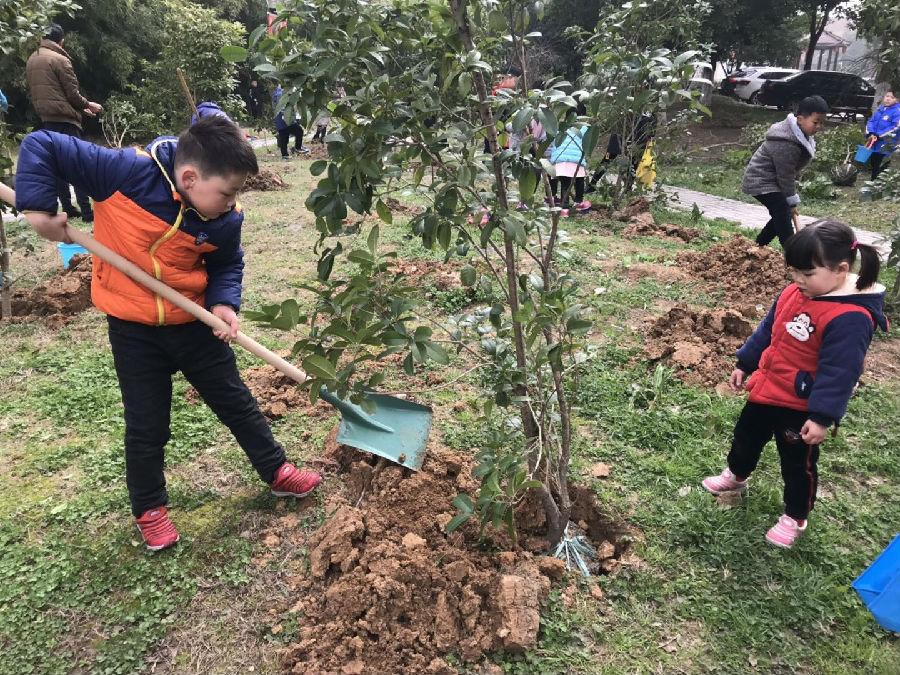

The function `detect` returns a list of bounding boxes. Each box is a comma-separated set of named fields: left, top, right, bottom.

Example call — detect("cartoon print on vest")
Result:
left=785, top=312, right=816, bottom=342
left=195, top=232, right=209, bottom=246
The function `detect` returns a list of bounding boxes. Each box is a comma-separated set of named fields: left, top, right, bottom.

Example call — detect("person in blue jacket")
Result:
left=549, top=122, right=592, bottom=216
left=272, top=85, right=309, bottom=159
left=865, top=90, right=900, bottom=181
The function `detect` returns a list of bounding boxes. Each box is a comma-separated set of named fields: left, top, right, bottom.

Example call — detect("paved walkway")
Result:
left=662, top=185, right=891, bottom=258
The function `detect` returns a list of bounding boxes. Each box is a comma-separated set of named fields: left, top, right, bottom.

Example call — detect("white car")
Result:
left=723, top=66, right=799, bottom=104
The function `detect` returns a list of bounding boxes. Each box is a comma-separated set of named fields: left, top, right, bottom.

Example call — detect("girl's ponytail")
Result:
left=855, top=241, right=881, bottom=291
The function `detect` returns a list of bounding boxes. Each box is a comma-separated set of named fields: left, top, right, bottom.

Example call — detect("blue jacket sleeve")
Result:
left=203, top=215, right=244, bottom=311
left=807, top=312, right=874, bottom=426
left=866, top=107, right=880, bottom=135
left=15, top=131, right=136, bottom=212
left=735, top=300, right=776, bottom=372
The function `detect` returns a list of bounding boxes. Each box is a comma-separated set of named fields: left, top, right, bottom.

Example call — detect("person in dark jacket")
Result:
left=702, top=220, right=886, bottom=549
left=15, top=117, right=322, bottom=551
left=25, top=23, right=103, bottom=222
left=247, top=79, right=263, bottom=122
left=742, top=95, right=828, bottom=248
left=865, top=90, right=900, bottom=181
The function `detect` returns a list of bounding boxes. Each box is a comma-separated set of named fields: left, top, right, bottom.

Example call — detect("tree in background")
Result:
left=702, top=0, right=805, bottom=71
left=797, top=0, right=847, bottom=71
left=854, top=0, right=900, bottom=106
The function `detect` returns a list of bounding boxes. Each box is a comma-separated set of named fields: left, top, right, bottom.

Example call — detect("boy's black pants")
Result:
left=871, top=153, right=890, bottom=181
left=107, top=317, right=286, bottom=517
left=727, top=401, right=820, bottom=521
left=753, top=192, right=795, bottom=248
left=276, top=123, right=304, bottom=157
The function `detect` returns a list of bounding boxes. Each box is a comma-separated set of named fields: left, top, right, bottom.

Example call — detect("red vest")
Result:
left=745, top=285, right=872, bottom=411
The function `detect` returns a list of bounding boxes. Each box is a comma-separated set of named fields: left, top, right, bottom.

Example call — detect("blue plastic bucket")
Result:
left=854, top=144, right=874, bottom=163
left=57, top=242, right=88, bottom=268
left=853, top=534, right=900, bottom=633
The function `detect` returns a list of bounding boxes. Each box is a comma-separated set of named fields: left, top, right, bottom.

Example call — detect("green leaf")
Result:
left=425, top=341, right=450, bottom=365
left=437, top=222, right=451, bottom=250
left=375, top=199, right=392, bottom=224
left=457, top=72, right=472, bottom=97
left=310, top=160, right=328, bottom=176
left=403, top=352, right=415, bottom=375
left=367, top=225, right=380, bottom=254
left=412, top=164, right=425, bottom=186
left=452, top=493, right=474, bottom=513
left=220, top=45, right=248, bottom=62
left=460, top=265, right=476, bottom=287
left=445, top=512, right=472, bottom=533
left=566, top=318, right=593, bottom=334
left=302, top=355, right=337, bottom=381
left=518, top=169, right=537, bottom=203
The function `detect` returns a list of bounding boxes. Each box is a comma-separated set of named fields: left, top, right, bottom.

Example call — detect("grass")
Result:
left=1, top=149, right=898, bottom=674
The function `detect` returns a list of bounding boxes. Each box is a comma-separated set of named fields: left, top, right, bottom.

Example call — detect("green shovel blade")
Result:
left=319, top=388, right=432, bottom=471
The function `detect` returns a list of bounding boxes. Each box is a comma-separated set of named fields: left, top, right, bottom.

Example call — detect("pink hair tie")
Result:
left=850, top=240, right=859, bottom=250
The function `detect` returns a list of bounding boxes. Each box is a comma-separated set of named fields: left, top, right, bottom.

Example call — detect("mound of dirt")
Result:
left=623, top=262, right=691, bottom=284
left=279, top=436, right=626, bottom=675
left=612, top=197, right=651, bottom=221
left=384, top=196, right=424, bottom=216
left=387, top=259, right=462, bottom=292
left=185, top=363, right=331, bottom=421
left=244, top=169, right=288, bottom=191
left=643, top=303, right=754, bottom=386
left=676, top=235, right=789, bottom=311
left=7, top=253, right=92, bottom=323
left=622, top=213, right=701, bottom=242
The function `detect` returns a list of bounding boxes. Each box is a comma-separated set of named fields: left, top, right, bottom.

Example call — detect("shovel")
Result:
left=0, top=183, right=431, bottom=470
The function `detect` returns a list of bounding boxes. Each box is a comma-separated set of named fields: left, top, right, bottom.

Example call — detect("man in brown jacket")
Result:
left=25, top=24, right=102, bottom=222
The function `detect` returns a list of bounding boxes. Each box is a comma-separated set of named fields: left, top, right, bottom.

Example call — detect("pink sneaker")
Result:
left=765, top=514, right=807, bottom=549
left=559, top=208, right=570, bottom=217
left=271, top=462, right=322, bottom=498
left=135, top=506, right=180, bottom=551
left=701, top=467, right=748, bottom=495
left=574, top=200, right=592, bottom=213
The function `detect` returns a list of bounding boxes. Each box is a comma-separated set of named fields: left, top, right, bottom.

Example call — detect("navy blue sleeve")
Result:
left=15, top=131, right=136, bottom=212
left=807, top=312, right=874, bottom=426
left=736, top=300, right=777, bottom=373
left=203, top=219, right=244, bottom=311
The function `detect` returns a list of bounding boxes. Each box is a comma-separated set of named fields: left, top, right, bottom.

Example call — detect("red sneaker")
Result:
left=135, top=506, right=180, bottom=551
left=271, top=462, right=322, bottom=498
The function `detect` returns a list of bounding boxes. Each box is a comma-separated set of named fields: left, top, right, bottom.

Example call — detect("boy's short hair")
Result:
left=797, top=95, right=829, bottom=116
left=46, top=24, right=64, bottom=43
left=175, top=116, right=258, bottom=178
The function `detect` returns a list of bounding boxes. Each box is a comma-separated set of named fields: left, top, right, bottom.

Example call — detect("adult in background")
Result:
left=247, top=79, right=264, bottom=126
left=25, top=23, right=102, bottom=222
left=865, top=90, right=900, bottom=181
left=741, top=95, right=828, bottom=248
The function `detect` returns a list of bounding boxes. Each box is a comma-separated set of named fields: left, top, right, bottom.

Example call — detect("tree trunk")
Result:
left=0, top=220, right=11, bottom=321
left=803, top=5, right=831, bottom=71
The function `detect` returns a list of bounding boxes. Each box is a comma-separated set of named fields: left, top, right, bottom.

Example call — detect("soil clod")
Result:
left=7, top=253, right=92, bottom=324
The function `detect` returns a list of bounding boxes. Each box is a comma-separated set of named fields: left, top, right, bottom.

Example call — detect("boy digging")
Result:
left=742, top=95, right=829, bottom=248
left=16, top=116, right=322, bottom=551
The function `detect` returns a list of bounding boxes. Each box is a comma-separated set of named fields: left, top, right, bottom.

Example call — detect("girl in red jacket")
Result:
left=702, top=221, right=887, bottom=549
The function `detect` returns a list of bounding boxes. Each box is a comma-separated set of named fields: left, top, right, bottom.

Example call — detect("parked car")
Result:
left=756, top=70, right=875, bottom=116
left=720, top=67, right=798, bottom=103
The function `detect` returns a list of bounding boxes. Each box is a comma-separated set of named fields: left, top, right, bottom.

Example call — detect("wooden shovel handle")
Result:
left=0, top=182, right=308, bottom=385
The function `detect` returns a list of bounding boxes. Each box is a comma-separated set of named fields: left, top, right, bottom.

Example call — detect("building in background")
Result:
left=797, top=18, right=878, bottom=80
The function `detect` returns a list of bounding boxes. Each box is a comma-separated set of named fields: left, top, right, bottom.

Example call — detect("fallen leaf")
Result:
left=677, top=485, right=691, bottom=497
left=748, top=655, right=758, bottom=668
left=270, top=624, right=284, bottom=635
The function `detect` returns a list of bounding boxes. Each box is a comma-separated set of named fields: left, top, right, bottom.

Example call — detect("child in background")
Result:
left=549, top=122, right=591, bottom=216
left=272, top=85, right=310, bottom=159
left=15, top=117, right=322, bottom=551
left=702, top=221, right=886, bottom=549
left=742, top=95, right=828, bottom=248
left=865, top=90, right=900, bottom=181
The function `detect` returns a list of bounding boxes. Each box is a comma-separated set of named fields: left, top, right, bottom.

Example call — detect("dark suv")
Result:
left=757, top=70, right=875, bottom=116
